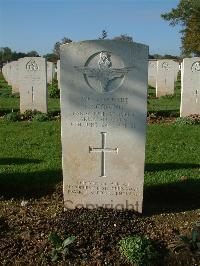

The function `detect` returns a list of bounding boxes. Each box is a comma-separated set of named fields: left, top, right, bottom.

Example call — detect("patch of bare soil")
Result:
left=0, top=185, right=200, bottom=265
left=147, top=113, right=177, bottom=124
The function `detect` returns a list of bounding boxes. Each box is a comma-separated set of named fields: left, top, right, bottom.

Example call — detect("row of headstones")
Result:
left=2, top=58, right=61, bottom=113
left=1, top=41, right=199, bottom=214
left=148, top=58, right=200, bottom=117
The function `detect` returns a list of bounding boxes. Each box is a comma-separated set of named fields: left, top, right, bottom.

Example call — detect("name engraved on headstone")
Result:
left=69, top=96, right=135, bottom=128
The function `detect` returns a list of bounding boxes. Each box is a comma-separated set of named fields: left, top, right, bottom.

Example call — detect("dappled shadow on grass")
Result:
left=143, top=179, right=200, bottom=215
left=145, top=163, right=200, bottom=172
left=0, top=170, right=62, bottom=199
left=0, top=157, right=42, bottom=165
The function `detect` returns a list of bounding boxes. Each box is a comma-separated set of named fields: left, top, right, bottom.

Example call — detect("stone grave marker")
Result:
left=156, top=59, right=175, bottom=97
left=10, top=61, right=20, bottom=94
left=174, top=61, right=179, bottom=82
left=47, top=61, right=54, bottom=84
left=57, top=60, right=60, bottom=89
left=60, top=40, right=148, bottom=213
left=5, top=63, right=12, bottom=85
left=18, top=57, right=47, bottom=113
left=148, top=59, right=157, bottom=88
left=180, top=57, right=200, bottom=117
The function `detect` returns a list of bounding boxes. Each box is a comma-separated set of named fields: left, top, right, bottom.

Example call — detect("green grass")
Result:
left=0, top=74, right=180, bottom=116
left=0, top=75, right=60, bottom=115
left=0, top=74, right=199, bottom=214
left=0, top=120, right=199, bottom=215
left=145, top=123, right=200, bottom=214
left=0, top=121, right=62, bottom=197
left=147, top=80, right=181, bottom=115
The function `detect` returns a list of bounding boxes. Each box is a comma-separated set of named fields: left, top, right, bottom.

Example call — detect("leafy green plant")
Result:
left=174, top=117, right=196, bottom=125
left=48, top=232, right=76, bottom=262
left=180, top=228, right=200, bottom=252
left=0, top=84, right=12, bottom=97
left=32, top=112, right=49, bottom=122
left=4, top=111, right=20, bottom=122
left=48, top=83, right=60, bottom=98
left=21, top=110, right=38, bottom=121
left=119, top=235, right=158, bottom=265
left=169, top=226, right=200, bottom=254
left=160, top=94, right=174, bottom=99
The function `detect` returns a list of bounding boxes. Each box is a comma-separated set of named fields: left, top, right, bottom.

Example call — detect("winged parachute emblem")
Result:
left=74, top=51, right=133, bottom=93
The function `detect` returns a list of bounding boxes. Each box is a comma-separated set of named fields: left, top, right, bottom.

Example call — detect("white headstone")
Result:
left=180, top=57, right=200, bottom=117
left=60, top=40, right=148, bottom=213
left=5, top=63, right=12, bottom=86
left=47, top=61, right=53, bottom=84
left=156, top=59, right=175, bottom=97
left=18, top=57, right=47, bottom=113
left=174, top=61, right=179, bottom=82
left=2, top=64, right=7, bottom=81
left=148, top=60, right=157, bottom=88
left=57, top=60, right=60, bottom=90
left=10, top=61, right=20, bottom=94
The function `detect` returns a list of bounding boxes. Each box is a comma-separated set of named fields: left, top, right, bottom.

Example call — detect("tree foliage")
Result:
left=43, top=53, right=58, bottom=63
left=53, top=37, right=72, bottom=59
left=0, top=47, right=40, bottom=68
left=161, top=0, right=200, bottom=56
left=113, top=34, right=133, bottom=42
left=99, top=30, right=108, bottom=40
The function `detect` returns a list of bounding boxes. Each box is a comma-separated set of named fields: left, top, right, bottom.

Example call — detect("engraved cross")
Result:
left=89, top=132, right=118, bottom=177
left=194, top=89, right=199, bottom=103
left=31, top=86, right=34, bottom=103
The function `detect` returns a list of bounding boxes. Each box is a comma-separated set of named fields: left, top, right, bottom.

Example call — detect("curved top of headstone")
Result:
left=60, top=39, right=148, bottom=49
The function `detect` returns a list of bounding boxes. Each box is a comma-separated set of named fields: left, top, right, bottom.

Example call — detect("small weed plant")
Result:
left=180, top=229, right=200, bottom=252
left=160, top=94, right=174, bottom=99
left=169, top=223, right=200, bottom=254
left=48, top=232, right=76, bottom=262
left=32, top=112, right=49, bottom=122
left=174, top=117, right=198, bottom=125
left=21, top=110, right=38, bottom=120
left=48, top=83, right=60, bottom=98
left=4, top=111, right=20, bottom=122
left=119, top=235, right=158, bottom=265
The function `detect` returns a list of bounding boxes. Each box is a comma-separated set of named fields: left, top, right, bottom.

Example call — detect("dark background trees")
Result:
left=0, top=47, right=40, bottom=68
left=161, top=0, right=200, bottom=56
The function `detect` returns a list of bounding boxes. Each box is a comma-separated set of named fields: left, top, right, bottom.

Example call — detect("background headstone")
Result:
left=47, top=61, right=54, bottom=84
left=156, top=59, right=175, bottom=97
left=180, top=57, right=200, bottom=117
left=57, top=60, right=60, bottom=89
left=10, top=61, right=20, bottom=94
left=18, top=57, right=47, bottom=113
left=148, top=60, right=157, bottom=88
left=60, top=40, right=148, bottom=213
left=174, top=61, right=180, bottom=82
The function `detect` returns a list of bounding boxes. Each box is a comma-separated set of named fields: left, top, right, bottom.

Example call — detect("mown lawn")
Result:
left=145, top=123, right=200, bottom=214
left=0, top=120, right=199, bottom=214
left=0, top=121, right=62, bottom=197
left=0, top=73, right=180, bottom=115
left=0, top=75, right=60, bottom=114
left=0, top=73, right=199, bottom=214
left=148, top=79, right=181, bottom=115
